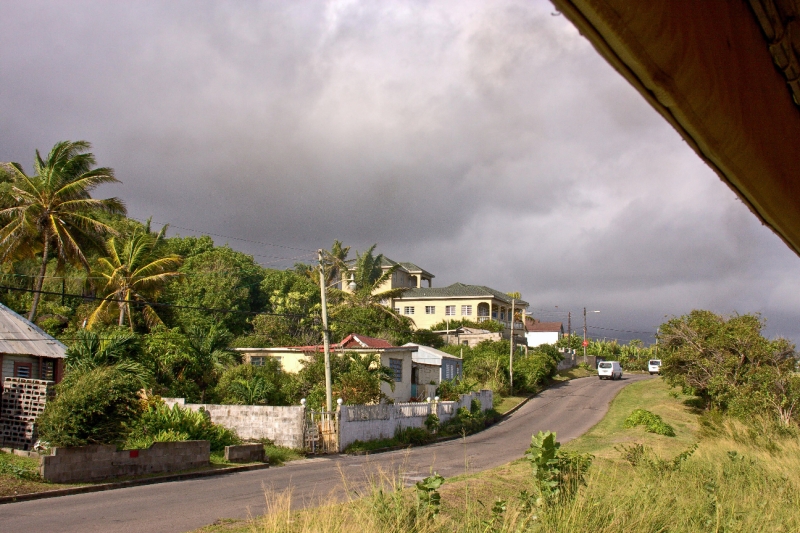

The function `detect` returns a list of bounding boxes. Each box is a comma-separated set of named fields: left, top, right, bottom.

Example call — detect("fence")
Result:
left=338, top=390, right=493, bottom=452
left=163, top=399, right=305, bottom=449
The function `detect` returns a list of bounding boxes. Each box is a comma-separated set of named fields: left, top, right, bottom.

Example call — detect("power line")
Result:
left=129, top=216, right=317, bottom=253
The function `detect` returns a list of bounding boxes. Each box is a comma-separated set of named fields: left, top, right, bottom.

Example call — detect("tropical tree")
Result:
left=0, top=141, right=126, bottom=320
left=88, top=221, right=182, bottom=330
left=332, top=244, right=409, bottom=324
left=65, top=329, right=150, bottom=387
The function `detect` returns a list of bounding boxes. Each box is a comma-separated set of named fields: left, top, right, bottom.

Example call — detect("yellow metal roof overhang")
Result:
left=551, top=0, right=800, bottom=256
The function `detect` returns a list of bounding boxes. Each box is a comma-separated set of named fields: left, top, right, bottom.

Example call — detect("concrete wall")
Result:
left=163, top=399, right=305, bottom=449
left=557, top=350, right=577, bottom=371
left=39, top=441, right=210, bottom=483
left=338, top=389, right=493, bottom=451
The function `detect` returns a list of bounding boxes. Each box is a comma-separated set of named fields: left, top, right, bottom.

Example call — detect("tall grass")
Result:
left=196, top=380, right=800, bottom=533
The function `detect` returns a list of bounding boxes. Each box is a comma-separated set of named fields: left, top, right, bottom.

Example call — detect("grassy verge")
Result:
left=191, top=377, right=800, bottom=532
left=0, top=451, right=75, bottom=497
left=494, top=396, right=528, bottom=415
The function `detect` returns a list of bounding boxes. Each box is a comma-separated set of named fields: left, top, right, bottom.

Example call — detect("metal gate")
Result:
left=304, top=409, right=338, bottom=454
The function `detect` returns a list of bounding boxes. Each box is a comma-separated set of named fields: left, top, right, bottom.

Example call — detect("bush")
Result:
left=623, top=409, right=676, bottom=437
left=214, top=360, right=287, bottom=405
left=125, top=401, right=240, bottom=451
left=36, top=366, right=144, bottom=447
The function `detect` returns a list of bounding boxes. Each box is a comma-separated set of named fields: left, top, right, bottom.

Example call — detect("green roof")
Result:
left=397, top=283, right=528, bottom=306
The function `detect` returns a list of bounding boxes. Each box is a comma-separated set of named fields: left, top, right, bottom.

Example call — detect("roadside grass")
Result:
left=494, top=396, right=528, bottom=415
left=190, top=376, right=800, bottom=532
left=551, top=366, right=595, bottom=382
left=0, top=451, right=65, bottom=497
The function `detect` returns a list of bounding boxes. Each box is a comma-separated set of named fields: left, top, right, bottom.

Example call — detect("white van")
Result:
left=598, top=361, right=623, bottom=380
left=648, top=359, right=662, bottom=375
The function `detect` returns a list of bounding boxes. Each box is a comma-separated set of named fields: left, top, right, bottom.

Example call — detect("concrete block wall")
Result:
left=338, top=390, right=493, bottom=451
left=163, top=400, right=305, bottom=449
left=1, top=378, right=53, bottom=450
left=39, top=440, right=210, bottom=483
left=224, top=443, right=266, bottom=463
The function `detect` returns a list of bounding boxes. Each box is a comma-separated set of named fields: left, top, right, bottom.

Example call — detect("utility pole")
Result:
left=568, top=311, right=571, bottom=348
left=318, top=250, right=333, bottom=412
left=583, top=307, right=587, bottom=360
left=509, top=298, right=515, bottom=394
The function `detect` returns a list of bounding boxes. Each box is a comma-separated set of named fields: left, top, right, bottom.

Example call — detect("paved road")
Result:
left=1, top=374, right=650, bottom=532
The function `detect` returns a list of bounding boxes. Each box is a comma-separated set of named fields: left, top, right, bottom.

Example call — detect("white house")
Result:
left=525, top=320, right=564, bottom=348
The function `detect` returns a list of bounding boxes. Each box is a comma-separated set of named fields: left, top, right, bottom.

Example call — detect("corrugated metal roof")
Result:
left=0, top=303, right=67, bottom=358
left=404, top=343, right=461, bottom=366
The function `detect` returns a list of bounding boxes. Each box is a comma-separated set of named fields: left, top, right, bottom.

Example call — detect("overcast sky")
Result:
left=2, top=0, right=799, bottom=344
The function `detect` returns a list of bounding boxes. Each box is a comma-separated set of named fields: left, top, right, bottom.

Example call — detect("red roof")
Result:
left=339, top=334, right=394, bottom=349
left=285, top=333, right=394, bottom=352
left=525, top=321, right=563, bottom=333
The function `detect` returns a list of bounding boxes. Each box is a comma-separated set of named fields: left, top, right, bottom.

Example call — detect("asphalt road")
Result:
left=0, top=374, right=650, bottom=533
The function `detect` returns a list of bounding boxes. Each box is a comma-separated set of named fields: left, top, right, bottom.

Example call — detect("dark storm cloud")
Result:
left=1, top=0, right=799, bottom=342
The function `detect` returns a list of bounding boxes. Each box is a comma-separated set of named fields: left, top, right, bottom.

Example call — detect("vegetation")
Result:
left=659, top=310, right=800, bottom=425
left=36, top=365, right=144, bottom=447
left=190, top=378, right=800, bottom=533
left=0, top=141, right=126, bottom=321
left=622, top=409, right=675, bottom=437
left=442, top=341, right=561, bottom=395
left=125, top=401, right=240, bottom=452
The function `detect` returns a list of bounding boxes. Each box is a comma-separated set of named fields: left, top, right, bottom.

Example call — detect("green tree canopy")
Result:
left=0, top=141, right=126, bottom=320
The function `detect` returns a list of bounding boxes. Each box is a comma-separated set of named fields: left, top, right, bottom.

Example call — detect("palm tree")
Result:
left=332, top=244, right=409, bottom=323
left=88, top=222, right=182, bottom=330
left=0, top=141, right=126, bottom=321
left=65, top=329, right=150, bottom=387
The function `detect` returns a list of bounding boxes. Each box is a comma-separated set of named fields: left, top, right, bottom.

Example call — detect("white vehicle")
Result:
left=598, top=361, right=623, bottom=380
left=648, top=359, right=662, bottom=375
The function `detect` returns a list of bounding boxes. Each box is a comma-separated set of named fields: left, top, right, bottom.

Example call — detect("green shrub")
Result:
left=214, top=361, right=286, bottom=405
left=396, top=426, right=433, bottom=446
left=125, top=402, right=240, bottom=451
left=623, top=409, right=676, bottom=437
left=36, top=366, right=144, bottom=447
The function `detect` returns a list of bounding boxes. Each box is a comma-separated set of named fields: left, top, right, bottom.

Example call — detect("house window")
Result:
left=389, top=358, right=403, bottom=382
left=394, top=307, right=400, bottom=314
left=13, top=362, right=32, bottom=379
left=404, top=306, right=415, bottom=315
left=40, top=360, right=55, bottom=381
left=443, top=361, right=454, bottom=380
left=425, top=306, right=436, bottom=314
left=251, top=356, right=265, bottom=366
left=445, top=305, right=456, bottom=316
left=461, top=305, right=472, bottom=316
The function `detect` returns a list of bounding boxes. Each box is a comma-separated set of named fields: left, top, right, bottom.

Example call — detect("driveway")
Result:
left=0, top=374, right=650, bottom=533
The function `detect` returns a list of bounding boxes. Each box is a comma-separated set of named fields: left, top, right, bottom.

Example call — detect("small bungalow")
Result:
left=235, top=334, right=417, bottom=403
left=403, top=343, right=463, bottom=400
left=525, top=320, right=564, bottom=348
left=0, top=303, right=66, bottom=384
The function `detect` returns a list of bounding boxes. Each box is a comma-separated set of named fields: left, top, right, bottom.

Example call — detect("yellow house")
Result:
left=341, top=257, right=434, bottom=293
left=389, top=282, right=529, bottom=334
left=234, top=334, right=417, bottom=403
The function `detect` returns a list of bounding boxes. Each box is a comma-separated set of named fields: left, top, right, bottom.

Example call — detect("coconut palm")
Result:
left=0, top=141, right=126, bottom=320
left=332, top=244, right=409, bottom=323
left=88, top=223, right=182, bottom=330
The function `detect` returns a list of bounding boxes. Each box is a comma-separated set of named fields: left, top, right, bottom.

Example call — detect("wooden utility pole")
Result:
left=583, top=307, right=587, bottom=360
left=318, top=250, right=333, bottom=412
left=509, top=298, right=515, bottom=394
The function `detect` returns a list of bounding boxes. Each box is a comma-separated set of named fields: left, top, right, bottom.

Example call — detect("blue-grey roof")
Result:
left=0, top=303, right=67, bottom=358
left=396, top=283, right=528, bottom=306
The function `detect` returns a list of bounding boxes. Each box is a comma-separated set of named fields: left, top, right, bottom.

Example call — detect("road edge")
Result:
left=0, top=462, right=270, bottom=505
